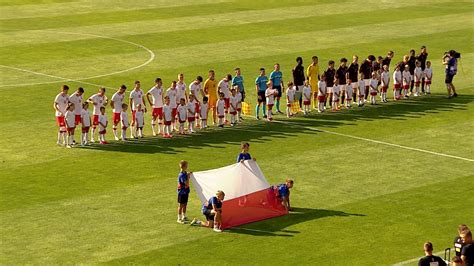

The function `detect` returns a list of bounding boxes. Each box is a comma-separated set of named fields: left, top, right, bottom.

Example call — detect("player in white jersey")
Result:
left=98, top=106, right=108, bottom=144
left=424, top=61, right=433, bottom=95
left=218, top=74, right=232, bottom=123
left=177, top=99, right=187, bottom=134
left=81, top=102, right=91, bottom=146
left=120, top=103, right=129, bottom=141
left=332, top=79, right=340, bottom=111
left=265, top=81, right=276, bottom=121
left=186, top=94, right=197, bottom=133
left=53, top=85, right=70, bottom=145
left=317, top=75, right=327, bottom=113
left=216, top=93, right=226, bottom=127
left=69, top=87, right=84, bottom=130
left=229, top=88, right=239, bottom=126
left=402, top=65, right=411, bottom=98
left=166, top=81, right=178, bottom=131
left=129, top=81, right=146, bottom=138
left=111, top=85, right=126, bottom=140
left=393, top=64, right=402, bottom=100
left=413, top=61, right=423, bottom=97
left=345, top=79, right=353, bottom=108
left=64, top=103, right=76, bottom=148
left=176, top=74, right=188, bottom=104
left=87, top=87, right=108, bottom=142
left=200, top=97, right=209, bottom=129
left=286, top=81, right=296, bottom=117
left=146, top=78, right=164, bottom=136
left=380, top=65, right=390, bottom=103
left=369, top=72, right=379, bottom=105
left=189, top=76, right=204, bottom=126
left=302, top=81, right=311, bottom=115
left=134, top=104, right=145, bottom=138
left=162, top=96, right=173, bottom=138
left=358, top=73, right=366, bottom=107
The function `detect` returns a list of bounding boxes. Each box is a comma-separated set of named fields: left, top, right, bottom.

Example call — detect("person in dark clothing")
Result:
left=292, top=57, right=305, bottom=108
left=408, top=49, right=417, bottom=93
left=359, top=55, right=375, bottom=100
left=336, top=58, right=348, bottom=104
left=417, top=46, right=429, bottom=93
left=382, top=50, right=394, bottom=70
left=443, top=50, right=459, bottom=98
left=324, top=60, right=336, bottom=107
left=418, top=242, right=446, bottom=266
left=347, top=55, right=359, bottom=102
left=461, top=230, right=474, bottom=266
left=455, top=224, right=470, bottom=257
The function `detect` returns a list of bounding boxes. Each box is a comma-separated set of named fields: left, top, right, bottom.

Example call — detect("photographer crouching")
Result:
left=443, top=50, right=460, bottom=99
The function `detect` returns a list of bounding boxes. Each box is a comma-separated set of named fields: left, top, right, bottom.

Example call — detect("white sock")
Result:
left=130, top=126, right=135, bottom=138
left=151, top=122, right=156, bottom=135
left=178, top=214, right=182, bottom=220
left=121, top=129, right=126, bottom=140
left=183, top=212, right=186, bottom=218
left=57, top=132, right=62, bottom=143
left=158, top=122, right=163, bottom=134
left=113, top=128, right=118, bottom=138
left=91, top=128, right=95, bottom=141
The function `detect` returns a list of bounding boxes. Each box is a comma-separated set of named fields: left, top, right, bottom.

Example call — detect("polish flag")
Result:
left=190, top=160, right=288, bottom=229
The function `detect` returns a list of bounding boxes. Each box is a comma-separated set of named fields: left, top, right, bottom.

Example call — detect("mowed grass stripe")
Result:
left=0, top=0, right=454, bottom=47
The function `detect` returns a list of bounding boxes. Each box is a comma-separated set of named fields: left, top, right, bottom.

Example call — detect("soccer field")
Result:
left=1, top=0, right=474, bottom=264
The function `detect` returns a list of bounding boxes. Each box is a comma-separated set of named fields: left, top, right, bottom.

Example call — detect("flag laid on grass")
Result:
left=190, top=160, right=288, bottom=229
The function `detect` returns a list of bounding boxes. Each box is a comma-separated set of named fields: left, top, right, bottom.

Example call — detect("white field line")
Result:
left=242, top=115, right=474, bottom=163
left=392, top=251, right=445, bottom=266
left=0, top=30, right=155, bottom=88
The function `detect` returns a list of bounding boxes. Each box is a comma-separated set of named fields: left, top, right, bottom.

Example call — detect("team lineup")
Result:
left=53, top=46, right=459, bottom=148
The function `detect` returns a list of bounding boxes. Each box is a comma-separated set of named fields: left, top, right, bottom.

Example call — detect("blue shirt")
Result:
left=203, top=196, right=222, bottom=211
left=270, top=71, right=283, bottom=86
left=277, top=184, right=290, bottom=198
left=177, top=171, right=190, bottom=195
left=236, top=152, right=252, bottom=162
left=255, top=76, right=268, bottom=92
left=232, top=75, right=245, bottom=92
left=446, top=58, right=457, bottom=75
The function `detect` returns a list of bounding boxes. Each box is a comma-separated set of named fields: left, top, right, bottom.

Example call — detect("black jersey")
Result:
left=324, top=68, right=336, bottom=87
left=336, top=66, right=348, bottom=84
left=347, top=63, right=359, bottom=82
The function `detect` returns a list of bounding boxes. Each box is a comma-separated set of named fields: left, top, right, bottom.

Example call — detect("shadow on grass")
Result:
left=227, top=207, right=366, bottom=237
left=80, top=94, right=473, bottom=154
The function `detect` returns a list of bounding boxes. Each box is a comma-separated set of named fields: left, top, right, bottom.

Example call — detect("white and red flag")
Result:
left=190, top=160, right=288, bottom=229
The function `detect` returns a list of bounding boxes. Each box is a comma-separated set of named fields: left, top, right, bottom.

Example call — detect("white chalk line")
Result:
left=242, top=114, right=474, bottom=162
left=392, top=251, right=445, bottom=266
left=0, top=29, right=155, bottom=88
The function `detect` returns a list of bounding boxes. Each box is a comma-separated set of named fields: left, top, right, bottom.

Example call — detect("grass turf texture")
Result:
left=0, top=0, right=473, bottom=264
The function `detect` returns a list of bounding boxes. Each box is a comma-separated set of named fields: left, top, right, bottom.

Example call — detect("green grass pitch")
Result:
left=1, top=0, right=473, bottom=264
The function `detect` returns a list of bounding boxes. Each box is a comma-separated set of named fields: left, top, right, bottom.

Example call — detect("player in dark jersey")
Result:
left=324, top=61, right=336, bottom=108
left=408, top=49, right=417, bottom=93
left=359, top=55, right=375, bottom=100
left=336, top=58, right=348, bottom=105
left=418, top=242, right=446, bottom=266
left=417, top=46, right=429, bottom=93
left=382, top=50, right=394, bottom=70
left=177, top=160, right=191, bottom=224
left=347, top=55, right=359, bottom=102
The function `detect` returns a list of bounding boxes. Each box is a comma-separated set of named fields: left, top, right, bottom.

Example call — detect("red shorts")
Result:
left=93, top=115, right=99, bottom=126
left=152, top=107, right=163, bottom=119
left=195, top=102, right=200, bottom=113
left=131, top=110, right=136, bottom=122
left=370, top=92, right=377, bottom=96
left=179, top=119, right=186, bottom=124
left=188, top=117, right=195, bottom=122
left=56, top=116, right=65, bottom=127
left=75, top=114, right=81, bottom=125
left=403, top=84, right=409, bottom=90
left=425, top=80, right=431, bottom=85
left=218, top=115, right=224, bottom=118
left=99, top=129, right=106, bottom=134
left=394, top=84, right=401, bottom=89
left=164, top=121, right=172, bottom=126
left=267, top=104, right=274, bottom=109
left=82, top=126, right=90, bottom=133
left=224, top=98, right=230, bottom=108
left=318, top=95, right=325, bottom=102
left=415, top=81, right=421, bottom=86
left=172, top=108, right=177, bottom=118
left=381, top=86, right=388, bottom=93
left=303, top=100, right=310, bottom=106
left=67, top=127, right=75, bottom=133
left=230, top=111, right=237, bottom=115
left=113, top=112, right=121, bottom=124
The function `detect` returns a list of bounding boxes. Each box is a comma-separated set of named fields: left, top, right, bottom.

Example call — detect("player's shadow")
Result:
left=227, top=207, right=366, bottom=237
left=81, top=94, right=473, bottom=154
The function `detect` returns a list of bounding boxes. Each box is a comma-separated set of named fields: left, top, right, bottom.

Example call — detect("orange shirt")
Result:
left=204, top=78, right=217, bottom=106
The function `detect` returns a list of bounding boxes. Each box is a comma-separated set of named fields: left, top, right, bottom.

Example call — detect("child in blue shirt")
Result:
left=177, top=160, right=191, bottom=224
left=236, top=142, right=256, bottom=163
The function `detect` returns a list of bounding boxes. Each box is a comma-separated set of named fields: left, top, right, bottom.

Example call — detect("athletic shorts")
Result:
left=82, top=126, right=90, bottom=133
left=230, top=111, right=237, bottom=115
left=56, top=116, right=65, bottom=127
left=218, top=115, right=224, bottom=118
left=351, top=82, right=358, bottom=89
left=327, top=87, right=333, bottom=93
left=381, top=86, right=388, bottom=93
left=203, top=208, right=215, bottom=221
left=188, top=117, right=195, bottom=122
left=92, top=115, right=99, bottom=126
left=274, top=85, right=282, bottom=98
left=99, top=129, right=106, bottom=134
left=318, top=95, right=325, bottom=102
left=208, top=98, right=217, bottom=108
left=370, top=91, right=377, bottom=96
left=257, top=91, right=266, bottom=103
left=75, top=114, right=81, bottom=125
left=152, top=107, right=163, bottom=119
left=164, top=121, right=172, bottom=126
left=67, top=127, right=75, bottom=133
left=339, top=84, right=346, bottom=91
left=415, top=81, right=421, bottom=86
left=172, top=108, right=177, bottom=118
left=179, top=119, right=186, bottom=124
left=113, top=112, right=121, bottom=124
left=425, top=79, right=432, bottom=85
left=303, top=100, right=310, bottom=106
left=224, top=98, right=230, bottom=108
left=445, top=74, right=454, bottom=84
left=394, top=83, right=401, bottom=89
left=177, top=193, right=189, bottom=204
left=403, top=84, right=409, bottom=90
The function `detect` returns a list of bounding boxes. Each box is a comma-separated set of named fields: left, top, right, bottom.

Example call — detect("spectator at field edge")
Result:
left=418, top=242, right=446, bottom=266
left=461, top=230, right=474, bottom=266
left=455, top=224, right=470, bottom=257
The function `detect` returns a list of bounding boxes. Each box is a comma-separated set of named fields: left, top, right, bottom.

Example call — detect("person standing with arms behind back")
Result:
left=292, top=57, right=305, bottom=110
left=203, top=70, right=218, bottom=125
left=418, top=242, right=446, bottom=266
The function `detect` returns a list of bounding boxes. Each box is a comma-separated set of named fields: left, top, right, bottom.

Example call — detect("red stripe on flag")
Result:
left=221, top=188, right=288, bottom=229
